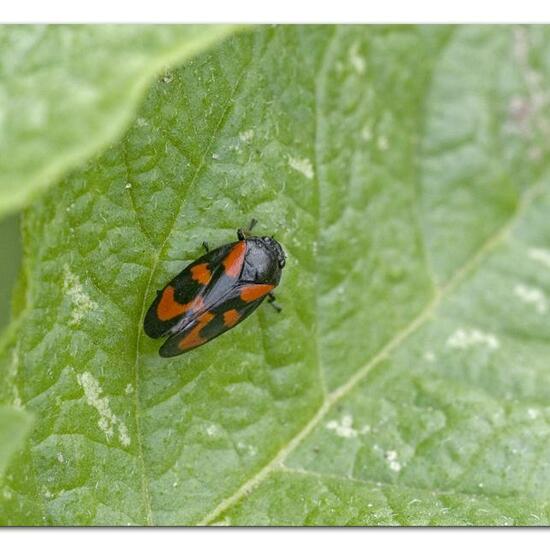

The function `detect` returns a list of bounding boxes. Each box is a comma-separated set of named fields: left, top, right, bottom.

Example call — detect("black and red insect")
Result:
left=144, top=220, right=286, bottom=357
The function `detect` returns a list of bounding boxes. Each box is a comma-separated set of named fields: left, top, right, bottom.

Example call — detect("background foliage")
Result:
left=2, top=24, right=550, bottom=526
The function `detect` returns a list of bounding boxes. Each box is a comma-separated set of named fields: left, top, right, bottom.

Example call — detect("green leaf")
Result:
left=0, top=24, right=238, bottom=219
left=0, top=404, right=33, bottom=479
left=0, top=215, right=22, bottom=329
left=3, top=25, right=550, bottom=526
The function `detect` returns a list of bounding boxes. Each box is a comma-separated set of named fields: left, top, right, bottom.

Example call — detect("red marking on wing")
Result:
left=157, top=286, right=185, bottom=321
left=240, top=284, right=274, bottom=303
left=177, top=311, right=216, bottom=351
left=223, top=309, right=241, bottom=328
left=190, top=263, right=212, bottom=285
left=157, top=286, right=204, bottom=321
left=222, top=241, right=246, bottom=278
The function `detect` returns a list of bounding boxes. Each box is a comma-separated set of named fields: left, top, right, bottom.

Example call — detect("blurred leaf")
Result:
left=0, top=405, right=33, bottom=479
left=0, top=215, right=21, bottom=329
left=3, top=25, right=550, bottom=526
left=0, top=24, right=238, bottom=219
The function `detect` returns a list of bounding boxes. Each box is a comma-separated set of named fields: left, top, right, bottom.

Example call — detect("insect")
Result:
left=143, top=220, right=286, bottom=357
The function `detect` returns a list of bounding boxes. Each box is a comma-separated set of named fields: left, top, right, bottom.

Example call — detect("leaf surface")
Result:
left=0, top=405, right=32, bottom=479
left=3, top=25, right=550, bottom=526
left=0, top=24, right=237, bottom=218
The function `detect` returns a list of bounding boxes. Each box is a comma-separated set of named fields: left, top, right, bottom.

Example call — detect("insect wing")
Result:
left=143, top=242, right=235, bottom=338
left=158, top=282, right=274, bottom=357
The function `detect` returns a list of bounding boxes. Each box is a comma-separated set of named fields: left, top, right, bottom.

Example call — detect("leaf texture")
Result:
left=2, top=25, right=550, bottom=526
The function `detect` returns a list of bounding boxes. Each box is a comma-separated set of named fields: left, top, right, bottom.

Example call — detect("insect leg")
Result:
left=237, top=218, right=258, bottom=240
left=267, top=292, right=282, bottom=313
left=202, top=241, right=210, bottom=253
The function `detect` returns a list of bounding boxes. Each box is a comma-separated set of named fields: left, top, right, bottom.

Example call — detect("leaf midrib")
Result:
left=131, top=59, right=253, bottom=526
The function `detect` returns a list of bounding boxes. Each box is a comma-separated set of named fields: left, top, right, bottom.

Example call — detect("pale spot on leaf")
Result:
left=288, top=155, right=314, bottom=180
left=349, top=42, right=366, bottom=74
left=239, top=129, right=254, bottom=143
left=385, top=450, right=402, bottom=472
left=77, top=371, right=131, bottom=447
left=424, top=351, right=436, bottom=362
left=63, top=265, right=97, bottom=326
left=528, top=247, right=550, bottom=270
left=206, top=424, right=218, bottom=437
left=377, top=135, right=389, bottom=150
left=446, top=328, right=500, bottom=350
left=326, top=414, right=358, bottom=438
left=361, top=125, right=372, bottom=141
left=514, top=283, right=547, bottom=313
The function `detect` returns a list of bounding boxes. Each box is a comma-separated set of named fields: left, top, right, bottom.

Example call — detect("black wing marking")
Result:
left=158, top=284, right=268, bottom=357
left=143, top=242, right=234, bottom=339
